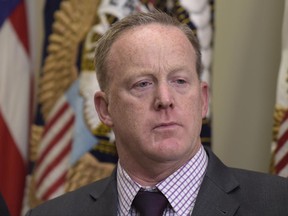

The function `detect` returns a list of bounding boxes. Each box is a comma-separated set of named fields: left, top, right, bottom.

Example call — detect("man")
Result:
left=26, top=11, right=288, bottom=216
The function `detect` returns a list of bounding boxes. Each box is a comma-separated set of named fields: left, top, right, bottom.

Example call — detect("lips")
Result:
left=153, top=122, right=180, bottom=130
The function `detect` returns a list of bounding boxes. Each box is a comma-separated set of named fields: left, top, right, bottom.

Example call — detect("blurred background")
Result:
left=0, top=0, right=287, bottom=215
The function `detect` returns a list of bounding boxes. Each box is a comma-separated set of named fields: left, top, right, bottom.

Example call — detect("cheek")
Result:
left=110, top=97, right=147, bottom=128
left=181, top=95, right=203, bottom=123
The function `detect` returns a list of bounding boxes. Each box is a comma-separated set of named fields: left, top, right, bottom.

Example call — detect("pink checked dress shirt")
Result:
left=117, top=145, right=208, bottom=216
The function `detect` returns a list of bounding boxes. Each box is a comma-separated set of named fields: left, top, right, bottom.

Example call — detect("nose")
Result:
left=154, top=84, right=174, bottom=110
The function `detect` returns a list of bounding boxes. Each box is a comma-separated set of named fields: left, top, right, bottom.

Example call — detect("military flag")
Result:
left=271, top=0, right=288, bottom=177
left=0, top=0, right=32, bottom=215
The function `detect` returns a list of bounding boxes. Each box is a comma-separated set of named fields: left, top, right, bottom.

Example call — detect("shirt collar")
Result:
left=117, top=145, right=208, bottom=216
left=157, top=145, right=208, bottom=215
left=117, top=163, right=140, bottom=216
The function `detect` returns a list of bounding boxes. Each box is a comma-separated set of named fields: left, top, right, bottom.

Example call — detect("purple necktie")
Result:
left=132, top=190, right=168, bottom=216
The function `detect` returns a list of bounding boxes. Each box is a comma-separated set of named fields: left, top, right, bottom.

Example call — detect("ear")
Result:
left=200, top=81, right=209, bottom=118
left=94, top=91, right=113, bottom=127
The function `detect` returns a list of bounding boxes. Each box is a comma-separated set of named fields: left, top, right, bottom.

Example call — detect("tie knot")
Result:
left=132, top=190, right=168, bottom=216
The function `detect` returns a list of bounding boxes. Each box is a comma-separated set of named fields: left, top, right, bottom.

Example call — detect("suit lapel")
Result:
left=192, top=148, right=240, bottom=216
left=81, top=149, right=241, bottom=216
left=85, top=169, right=118, bottom=216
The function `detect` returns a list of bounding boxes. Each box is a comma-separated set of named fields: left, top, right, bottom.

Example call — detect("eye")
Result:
left=175, top=79, right=187, bottom=85
left=171, top=78, right=188, bottom=86
left=132, top=80, right=153, bottom=90
left=136, top=81, right=151, bottom=88
left=169, top=76, right=190, bottom=90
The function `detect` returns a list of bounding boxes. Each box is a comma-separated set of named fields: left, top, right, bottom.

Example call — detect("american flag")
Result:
left=273, top=111, right=288, bottom=176
left=271, top=0, right=288, bottom=177
left=22, top=0, right=99, bottom=211
left=33, top=96, right=75, bottom=200
left=0, top=0, right=32, bottom=215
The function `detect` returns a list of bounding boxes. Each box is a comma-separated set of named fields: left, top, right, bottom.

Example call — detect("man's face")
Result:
left=95, top=24, right=208, bottom=172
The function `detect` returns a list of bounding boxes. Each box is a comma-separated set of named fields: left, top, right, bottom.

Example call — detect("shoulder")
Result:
left=231, top=167, right=288, bottom=194
left=204, top=147, right=288, bottom=214
left=202, top=146, right=288, bottom=215
left=25, top=174, right=117, bottom=216
left=0, top=193, right=10, bottom=216
left=230, top=167, right=288, bottom=214
left=205, top=146, right=288, bottom=193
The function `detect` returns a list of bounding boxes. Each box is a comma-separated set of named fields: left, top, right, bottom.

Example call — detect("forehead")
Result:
left=104, top=24, right=197, bottom=83
left=108, top=23, right=195, bottom=61
left=116, top=23, right=189, bottom=46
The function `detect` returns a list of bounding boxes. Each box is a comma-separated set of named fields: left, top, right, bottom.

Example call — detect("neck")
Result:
left=119, top=145, right=201, bottom=187
left=122, top=162, right=180, bottom=187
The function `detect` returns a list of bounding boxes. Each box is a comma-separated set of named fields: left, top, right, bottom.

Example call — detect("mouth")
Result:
left=153, top=122, right=180, bottom=130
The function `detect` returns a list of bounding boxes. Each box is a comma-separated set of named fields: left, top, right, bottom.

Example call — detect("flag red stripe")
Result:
left=276, top=129, right=288, bottom=152
left=36, top=114, right=74, bottom=167
left=9, top=0, right=29, bottom=54
left=36, top=141, right=72, bottom=188
left=275, top=111, right=288, bottom=153
left=42, top=171, right=67, bottom=200
left=0, top=112, right=26, bottom=216
left=275, top=151, right=288, bottom=174
left=43, top=102, right=69, bottom=137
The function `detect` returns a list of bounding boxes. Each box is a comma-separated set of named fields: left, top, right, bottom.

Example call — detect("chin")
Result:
left=153, top=141, right=192, bottom=159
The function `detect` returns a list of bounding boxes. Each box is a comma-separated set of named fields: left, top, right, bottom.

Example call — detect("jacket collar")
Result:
left=87, top=169, right=118, bottom=216
left=85, top=147, right=240, bottom=216
left=192, top=147, right=240, bottom=216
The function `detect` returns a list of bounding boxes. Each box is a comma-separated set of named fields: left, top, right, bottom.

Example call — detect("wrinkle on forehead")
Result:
left=105, top=23, right=197, bottom=87
left=109, top=24, right=195, bottom=64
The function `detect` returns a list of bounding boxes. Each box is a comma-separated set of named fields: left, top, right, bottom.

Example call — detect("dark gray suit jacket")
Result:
left=26, top=147, right=288, bottom=216
left=0, top=193, right=10, bottom=216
